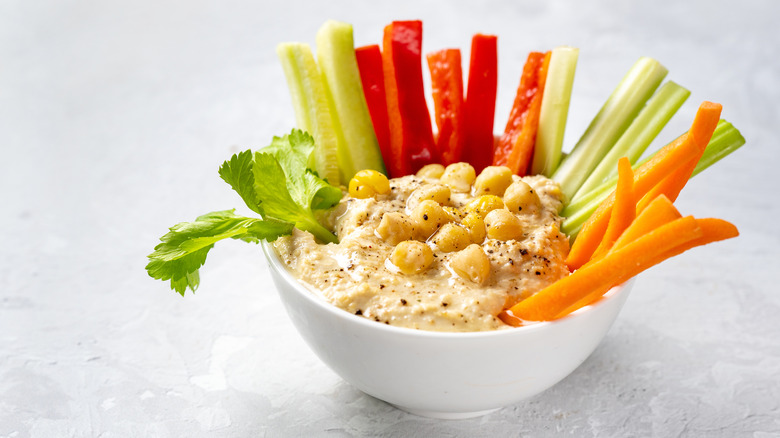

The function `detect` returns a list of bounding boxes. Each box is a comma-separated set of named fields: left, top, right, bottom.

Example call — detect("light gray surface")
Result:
left=2, top=0, right=779, bottom=436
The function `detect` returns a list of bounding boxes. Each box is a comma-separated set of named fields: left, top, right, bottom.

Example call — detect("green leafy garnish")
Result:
left=146, top=129, right=341, bottom=295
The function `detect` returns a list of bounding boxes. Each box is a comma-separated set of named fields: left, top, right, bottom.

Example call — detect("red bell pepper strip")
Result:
left=355, top=45, right=392, bottom=172
left=382, top=20, right=438, bottom=177
left=494, top=51, right=551, bottom=175
left=426, top=48, right=465, bottom=165
left=462, top=34, right=498, bottom=174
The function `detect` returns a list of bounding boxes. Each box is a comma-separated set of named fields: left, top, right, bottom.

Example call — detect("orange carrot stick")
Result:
left=557, top=195, right=681, bottom=315
left=591, top=157, right=635, bottom=260
left=566, top=101, right=722, bottom=270
left=636, top=103, right=722, bottom=213
left=612, top=195, right=681, bottom=252
left=550, top=217, right=737, bottom=320
left=501, top=216, right=703, bottom=324
left=653, top=217, right=738, bottom=263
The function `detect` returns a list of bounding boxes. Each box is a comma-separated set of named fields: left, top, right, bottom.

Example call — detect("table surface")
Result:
left=2, top=0, right=779, bottom=436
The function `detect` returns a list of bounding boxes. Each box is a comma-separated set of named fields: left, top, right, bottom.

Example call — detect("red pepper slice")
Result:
left=382, top=20, right=438, bottom=177
left=462, top=34, right=498, bottom=174
left=494, top=51, right=551, bottom=175
left=355, top=44, right=392, bottom=171
left=426, top=49, right=464, bottom=165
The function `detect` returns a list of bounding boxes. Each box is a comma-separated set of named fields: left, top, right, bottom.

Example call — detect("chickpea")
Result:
left=416, top=163, right=445, bottom=179
left=348, top=169, right=390, bottom=199
left=442, top=206, right=465, bottom=222
left=463, top=195, right=504, bottom=218
left=461, top=212, right=486, bottom=244
left=484, top=209, right=524, bottom=241
left=411, top=199, right=450, bottom=239
left=431, top=223, right=471, bottom=253
left=391, top=240, right=434, bottom=275
left=474, top=166, right=513, bottom=196
left=375, top=212, right=414, bottom=245
left=406, top=183, right=451, bottom=210
left=440, top=162, right=476, bottom=193
left=450, top=244, right=491, bottom=284
left=503, top=180, right=541, bottom=214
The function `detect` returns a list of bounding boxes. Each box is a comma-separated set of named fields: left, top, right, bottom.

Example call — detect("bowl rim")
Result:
left=262, top=239, right=630, bottom=339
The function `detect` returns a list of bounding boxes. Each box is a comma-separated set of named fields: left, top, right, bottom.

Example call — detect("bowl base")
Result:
left=392, top=404, right=501, bottom=420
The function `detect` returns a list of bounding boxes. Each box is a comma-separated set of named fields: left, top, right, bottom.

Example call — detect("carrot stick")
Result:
left=612, top=195, right=681, bottom=251
left=557, top=195, right=681, bottom=315
left=548, top=217, right=737, bottom=321
left=501, top=216, right=703, bottom=324
left=636, top=103, right=723, bottom=213
left=635, top=157, right=696, bottom=213
left=555, top=215, right=736, bottom=321
left=566, top=101, right=722, bottom=270
left=591, top=157, right=634, bottom=260
left=653, top=217, right=738, bottom=263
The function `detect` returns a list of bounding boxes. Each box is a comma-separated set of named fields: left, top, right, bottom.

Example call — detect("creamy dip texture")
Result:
left=273, top=163, right=570, bottom=332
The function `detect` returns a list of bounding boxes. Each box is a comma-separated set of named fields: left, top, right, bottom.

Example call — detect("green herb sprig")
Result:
left=146, top=129, right=341, bottom=295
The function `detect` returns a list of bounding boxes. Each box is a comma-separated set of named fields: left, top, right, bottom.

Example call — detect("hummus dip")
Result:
left=273, top=163, right=570, bottom=332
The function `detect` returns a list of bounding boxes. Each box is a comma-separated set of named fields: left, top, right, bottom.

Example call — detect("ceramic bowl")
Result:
left=262, top=241, right=633, bottom=419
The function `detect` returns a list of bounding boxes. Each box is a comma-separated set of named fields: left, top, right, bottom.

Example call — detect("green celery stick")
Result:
left=531, top=46, right=579, bottom=177
left=316, top=20, right=386, bottom=181
left=561, top=120, right=745, bottom=238
left=552, top=57, right=668, bottom=200
left=277, top=43, right=342, bottom=186
left=571, top=80, right=690, bottom=202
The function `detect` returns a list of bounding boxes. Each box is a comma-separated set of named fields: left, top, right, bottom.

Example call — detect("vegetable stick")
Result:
left=612, top=195, right=681, bottom=251
left=561, top=119, right=745, bottom=238
left=572, top=81, right=690, bottom=203
left=566, top=101, right=722, bottom=270
left=427, top=49, right=465, bottom=165
left=556, top=195, right=680, bottom=312
left=565, top=133, right=690, bottom=270
left=500, top=216, right=704, bottom=324
left=382, top=21, right=438, bottom=177
left=493, top=51, right=551, bottom=175
left=653, top=217, right=739, bottom=263
left=635, top=102, right=722, bottom=212
left=550, top=216, right=737, bottom=320
left=552, top=57, right=668, bottom=200
left=316, top=21, right=386, bottom=181
left=462, top=34, right=498, bottom=174
left=590, top=157, right=635, bottom=260
left=276, top=43, right=342, bottom=185
left=531, top=46, right=579, bottom=177
left=355, top=45, right=392, bottom=172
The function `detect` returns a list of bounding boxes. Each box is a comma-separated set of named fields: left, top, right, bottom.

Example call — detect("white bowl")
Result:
left=262, top=241, right=633, bottom=419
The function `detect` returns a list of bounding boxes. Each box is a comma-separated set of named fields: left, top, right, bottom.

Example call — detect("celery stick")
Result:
left=316, top=20, right=386, bottom=181
left=552, top=57, right=668, bottom=200
left=277, top=43, right=341, bottom=186
left=531, top=47, right=579, bottom=177
left=561, top=120, right=745, bottom=238
left=692, top=120, right=745, bottom=176
left=571, top=81, right=690, bottom=202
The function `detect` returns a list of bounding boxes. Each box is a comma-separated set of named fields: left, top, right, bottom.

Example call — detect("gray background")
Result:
left=2, top=0, right=779, bottom=436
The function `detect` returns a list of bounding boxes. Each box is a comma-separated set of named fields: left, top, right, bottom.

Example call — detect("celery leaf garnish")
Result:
left=146, top=129, right=341, bottom=295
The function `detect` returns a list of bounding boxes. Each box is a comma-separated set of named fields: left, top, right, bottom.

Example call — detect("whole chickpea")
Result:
left=474, top=166, right=513, bottom=197
left=440, top=162, right=476, bottom=193
left=484, top=208, right=524, bottom=241
left=503, top=180, right=541, bottom=214
left=450, top=244, right=491, bottom=284
left=391, top=240, right=434, bottom=275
